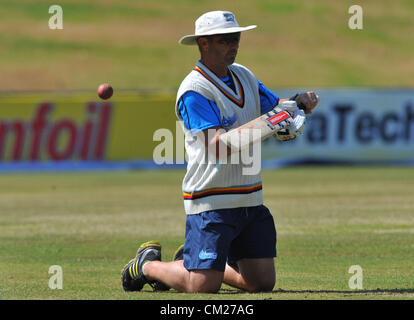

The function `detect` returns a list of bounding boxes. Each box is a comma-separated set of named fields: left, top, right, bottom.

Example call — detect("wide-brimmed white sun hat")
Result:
left=179, top=11, right=257, bottom=45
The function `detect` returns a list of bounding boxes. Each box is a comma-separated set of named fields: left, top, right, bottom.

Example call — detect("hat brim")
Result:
left=178, top=25, right=257, bottom=45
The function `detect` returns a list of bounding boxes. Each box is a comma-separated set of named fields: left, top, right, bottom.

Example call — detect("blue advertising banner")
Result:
left=262, top=89, right=414, bottom=165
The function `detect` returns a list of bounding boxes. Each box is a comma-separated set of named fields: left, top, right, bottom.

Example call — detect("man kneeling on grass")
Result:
left=121, top=10, right=318, bottom=293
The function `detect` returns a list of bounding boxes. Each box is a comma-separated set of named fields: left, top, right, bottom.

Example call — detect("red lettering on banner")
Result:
left=48, top=119, right=77, bottom=160
left=30, top=103, right=52, bottom=161
left=94, top=103, right=111, bottom=160
left=0, top=102, right=112, bottom=161
left=80, top=102, right=97, bottom=160
left=11, top=122, right=25, bottom=160
left=0, top=124, right=7, bottom=159
left=0, top=121, right=25, bottom=161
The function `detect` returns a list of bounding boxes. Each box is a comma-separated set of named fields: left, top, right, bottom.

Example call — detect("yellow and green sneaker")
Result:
left=121, top=241, right=169, bottom=292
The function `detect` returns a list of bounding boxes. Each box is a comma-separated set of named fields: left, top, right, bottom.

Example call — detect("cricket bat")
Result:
left=219, top=101, right=296, bottom=152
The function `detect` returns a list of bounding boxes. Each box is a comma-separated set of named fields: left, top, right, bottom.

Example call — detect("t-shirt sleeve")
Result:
left=258, top=79, right=280, bottom=114
left=177, top=91, right=221, bottom=133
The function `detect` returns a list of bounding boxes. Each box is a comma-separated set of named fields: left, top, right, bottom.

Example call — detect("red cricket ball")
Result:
left=97, top=83, right=113, bottom=100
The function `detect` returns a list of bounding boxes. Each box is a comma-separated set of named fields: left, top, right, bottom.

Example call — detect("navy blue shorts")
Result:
left=183, top=205, right=277, bottom=272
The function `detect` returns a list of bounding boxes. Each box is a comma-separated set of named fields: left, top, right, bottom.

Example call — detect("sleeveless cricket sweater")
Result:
left=175, top=61, right=263, bottom=215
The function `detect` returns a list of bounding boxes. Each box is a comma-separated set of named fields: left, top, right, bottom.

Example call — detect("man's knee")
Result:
left=187, top=270, right=223, bottom=293
left=238, top=258, right=276, bottom=292
left=247, top=276, right=275, bottom=293
left=188, top=280, right=221, bottom=293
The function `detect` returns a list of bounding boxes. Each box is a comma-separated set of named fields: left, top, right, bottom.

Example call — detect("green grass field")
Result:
left=1, top=0, right=413, bottom=91
left=1, top=167, right=413, bottom=300
left=0, top=0, right=413, bottom=301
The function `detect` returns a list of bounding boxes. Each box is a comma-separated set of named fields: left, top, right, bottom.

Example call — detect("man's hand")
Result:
left=290, top=91, right=319, bottom=114
left=274, top=108, right=306, bottom=141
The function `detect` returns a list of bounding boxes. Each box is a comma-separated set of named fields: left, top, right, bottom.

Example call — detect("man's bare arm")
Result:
left=197, top=103, right=294, bottom=159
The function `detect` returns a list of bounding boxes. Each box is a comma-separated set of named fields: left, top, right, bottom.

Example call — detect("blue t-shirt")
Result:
left=178, top=77, right=279, bottom=133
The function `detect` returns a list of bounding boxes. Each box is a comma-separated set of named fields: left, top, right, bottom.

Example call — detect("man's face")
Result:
left=202, top=32, right=241, bottom=66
